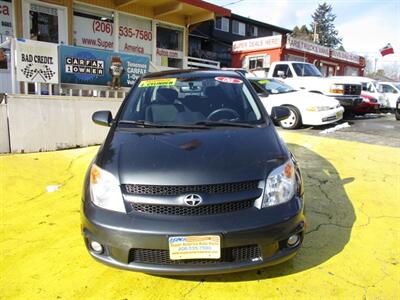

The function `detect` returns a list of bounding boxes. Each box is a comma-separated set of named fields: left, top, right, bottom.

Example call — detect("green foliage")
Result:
left=310, top=2, right=343, bottom=48
left=292, top=25, right=313, bottom=42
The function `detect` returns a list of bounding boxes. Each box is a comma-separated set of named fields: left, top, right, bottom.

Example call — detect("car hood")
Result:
left=263, top=90, right=340, bottom=107
left=96, top=126, right=286, bottom=185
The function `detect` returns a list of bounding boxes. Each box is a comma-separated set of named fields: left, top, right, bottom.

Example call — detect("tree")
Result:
left=310, top=2, right=342, bottom=48
left=292, top=25, right=313, bottom=42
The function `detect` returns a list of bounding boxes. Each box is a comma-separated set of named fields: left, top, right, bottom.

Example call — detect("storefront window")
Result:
left=157, top=26, right=182, bottom=51
left=29, top=4, right=59, bottom=43
left=156, top=25, right=183, bottom=68
left=249, top=56, right=264, bottom=69
left=73, top=5, right=114, bottom=51
left=344, top=66, right=359, bottom=76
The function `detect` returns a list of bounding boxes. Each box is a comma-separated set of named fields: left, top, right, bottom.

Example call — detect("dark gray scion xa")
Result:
left=81, top=69, right=305, bottom=275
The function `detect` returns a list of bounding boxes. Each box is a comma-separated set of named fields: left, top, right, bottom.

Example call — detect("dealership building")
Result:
left=231, top=35, right=366, bottom=77
left=0, top=0, right=230, bottom=94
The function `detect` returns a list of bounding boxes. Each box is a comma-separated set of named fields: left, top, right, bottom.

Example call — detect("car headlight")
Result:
left=89, top=164, right=126, bottom=213
left=307, top=106, right=332, bottom=112
left=262, top=160, right=296, bottom=208
left=330, top=84, right=344, bottom=94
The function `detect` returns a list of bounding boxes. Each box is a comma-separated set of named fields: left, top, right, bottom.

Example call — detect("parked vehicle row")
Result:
left=267, top=61, right=363, bottom=113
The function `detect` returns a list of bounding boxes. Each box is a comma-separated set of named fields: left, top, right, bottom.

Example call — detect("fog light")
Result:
left=287, top=234, right=300, bottom=247
left=90, top=241, right=104, bottom=254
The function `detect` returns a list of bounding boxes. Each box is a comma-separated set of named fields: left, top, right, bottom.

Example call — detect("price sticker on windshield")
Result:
left=258, top=79, right=269, bottom=84
left=215, top=77, right=243, bottom=84
left=138, top=78, right=177, bottom=88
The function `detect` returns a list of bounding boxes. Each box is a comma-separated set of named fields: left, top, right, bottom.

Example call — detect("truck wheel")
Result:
left=279, top=106, right=302, bottom=129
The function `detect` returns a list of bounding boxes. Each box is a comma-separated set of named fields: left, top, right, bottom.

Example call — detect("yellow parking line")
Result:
left=1, top=133, right=399, bottom=300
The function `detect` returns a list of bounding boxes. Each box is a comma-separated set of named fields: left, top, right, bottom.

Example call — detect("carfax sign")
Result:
left=59, top=45, right=150, bottom=87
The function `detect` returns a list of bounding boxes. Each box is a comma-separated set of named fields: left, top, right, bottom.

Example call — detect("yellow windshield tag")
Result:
left=258, top=79, right=269, bottom=84
left=138, top=78, right=177, bottom=88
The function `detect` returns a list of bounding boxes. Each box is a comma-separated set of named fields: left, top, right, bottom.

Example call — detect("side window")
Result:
left=367, top=83, right=375, bottom=93
left=383, top=84, right=395, bottom=93
left=272, top=64, right=292, bottom=78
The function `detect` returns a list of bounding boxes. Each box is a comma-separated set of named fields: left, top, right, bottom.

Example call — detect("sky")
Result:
left=208, top=0, right=400, bottom=71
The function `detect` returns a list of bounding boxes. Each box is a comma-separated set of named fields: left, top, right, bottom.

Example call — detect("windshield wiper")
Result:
left=118, top=120, right=210, bottom=129
left=194, top=121, right=257, bottom=128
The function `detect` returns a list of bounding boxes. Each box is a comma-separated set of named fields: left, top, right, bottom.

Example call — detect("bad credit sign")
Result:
left=15, top=39, right=59, bottom=84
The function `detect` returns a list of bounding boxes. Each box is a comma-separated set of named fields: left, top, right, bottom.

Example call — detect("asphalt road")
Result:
left=278, top=113, right=400, bottom=147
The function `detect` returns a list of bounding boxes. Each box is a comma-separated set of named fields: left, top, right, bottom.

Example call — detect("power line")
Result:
left=221, top=0, right=245, bottom=7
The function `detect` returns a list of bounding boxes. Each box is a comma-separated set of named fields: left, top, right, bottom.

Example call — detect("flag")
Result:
left=380, top=43, right=394, bottom=56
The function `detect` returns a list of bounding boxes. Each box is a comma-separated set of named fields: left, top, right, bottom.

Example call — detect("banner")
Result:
left=59, top=45, right=149, bottom=87
left=15, top=39, right=59, bottom=84
left=232, top=35, right=282, bottom=53
left=331, top=49, right=360, bottom=64
left=286, top=37, right=330, bottom=57
left=73, top=15, right=115, bottom=50
left=0, top=0, right=13, bottom=42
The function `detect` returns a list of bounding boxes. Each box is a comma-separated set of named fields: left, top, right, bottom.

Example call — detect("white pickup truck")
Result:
left=267, top=61, right=362, bottom=112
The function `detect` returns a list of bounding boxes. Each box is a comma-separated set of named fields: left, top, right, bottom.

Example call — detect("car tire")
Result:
left=279, top=106, right=302, bottom=129
left=396, top=110, right=400, bottom=120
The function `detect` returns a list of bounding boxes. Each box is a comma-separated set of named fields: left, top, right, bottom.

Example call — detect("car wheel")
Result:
left=279, top=106, right=302, bottom=129
left=396, top=110, right=400, bottom=120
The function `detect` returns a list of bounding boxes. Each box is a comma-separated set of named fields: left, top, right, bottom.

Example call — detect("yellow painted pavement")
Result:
left=1, top=132, right=399, bottom=300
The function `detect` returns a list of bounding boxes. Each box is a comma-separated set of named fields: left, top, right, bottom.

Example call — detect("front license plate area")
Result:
left=168, top=235, right=221, bottom=260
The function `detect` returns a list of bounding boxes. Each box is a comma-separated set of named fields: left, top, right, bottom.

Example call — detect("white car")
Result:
left=380, top=81, right=400, bottom=109
left=249, top=78, right=344, bottom=129
left=333, top=76, right=390, bottom=108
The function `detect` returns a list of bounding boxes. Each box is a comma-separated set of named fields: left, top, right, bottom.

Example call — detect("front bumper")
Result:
left=301, top=106, right=344, bottom=126
left=81, top=196, right=305, bottom=275
left=333, top=96, right=362, bottom=109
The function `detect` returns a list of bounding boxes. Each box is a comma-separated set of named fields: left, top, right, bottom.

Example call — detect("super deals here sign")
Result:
left=15, top=39, right=59, bottom=84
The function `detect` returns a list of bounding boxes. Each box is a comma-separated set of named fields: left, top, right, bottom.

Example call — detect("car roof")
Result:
left=143, top=69, right=243, bottom=79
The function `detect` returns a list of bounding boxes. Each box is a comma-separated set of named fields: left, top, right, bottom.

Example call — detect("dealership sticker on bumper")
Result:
left=168, top=235, right=220, bottom=260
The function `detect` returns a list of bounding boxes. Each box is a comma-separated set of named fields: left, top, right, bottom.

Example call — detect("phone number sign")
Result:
left=73, top=14, right=152, bottom=56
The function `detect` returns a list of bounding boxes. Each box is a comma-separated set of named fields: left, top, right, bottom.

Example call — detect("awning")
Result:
left=113, top=0, right=231, bottom=25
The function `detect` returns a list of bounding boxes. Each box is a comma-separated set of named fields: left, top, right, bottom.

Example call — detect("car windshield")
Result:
left=292, top=63, right=322, bottom=77
left=119, top=75, right=264, bottom=127
left=255, top=79, right=295, bottom=94
left=395, top=84, right=400, bottom=90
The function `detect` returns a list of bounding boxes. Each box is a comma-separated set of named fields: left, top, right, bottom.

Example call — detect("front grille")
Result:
left=129, top=245, right=261, bottom=265
left=130, top=199, right=255, bottom=216
left=344, top=84, right=361, bottom=95
left=123, top=181, right=259, bottom=196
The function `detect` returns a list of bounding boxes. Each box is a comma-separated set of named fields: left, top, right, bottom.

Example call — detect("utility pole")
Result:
left=313, top=23, right=318, bottom=43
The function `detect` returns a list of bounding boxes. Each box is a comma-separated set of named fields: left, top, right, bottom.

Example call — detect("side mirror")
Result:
left=277, top=70, right=285, bottom=78
left=92, top=110, right=113, bottom=127
left=271, top=106, right=290, bottom=122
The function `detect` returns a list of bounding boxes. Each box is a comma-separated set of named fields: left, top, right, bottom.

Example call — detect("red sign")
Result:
left=215, top=77, right=243, bottom=84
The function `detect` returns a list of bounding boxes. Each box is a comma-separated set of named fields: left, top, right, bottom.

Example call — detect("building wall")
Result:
left=6, top=94, right=122, bottom=153
left=0, top=104, right=10, bottom=153
left=189, top=16, right=290, bottom=67
left=284, top=49, right=364, bottom=76
left=231, top=48, right=283, bottom=68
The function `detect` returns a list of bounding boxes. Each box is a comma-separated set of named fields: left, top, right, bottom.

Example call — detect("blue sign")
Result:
left=59, top=45, right=149, bottom=87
